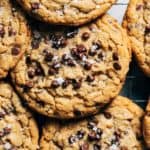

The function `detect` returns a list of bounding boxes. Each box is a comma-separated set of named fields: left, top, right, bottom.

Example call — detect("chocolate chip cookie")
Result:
left=11, top=15, right=130, bottom=119
left=0, top=0, right=30, bottom=78
left=0, top=82, right=39, bottom=150
left=40, top=96, right=144, bottom=150
left=16, top=0, right=116, bottom=26
left=123, top=0, right=150, bottom=77
left=143, top=98, right=150, bottom=148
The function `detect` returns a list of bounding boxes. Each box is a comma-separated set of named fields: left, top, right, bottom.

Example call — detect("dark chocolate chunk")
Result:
left=113, top=63, right=121, bottom=70
left=93, top=144, right=101, bottom=150
left=82, top=32, right=90, bottom=41
left=112, top=52, right=119, bottom=61
left=103, top=112, right=112, bottom=119
left=77, top=130, right=85, bottom=140
left=51, top=80, right=60, bottom=88
left=11, top=45, right=20, bottom=55
left=86, top=75, right=95, bottom=82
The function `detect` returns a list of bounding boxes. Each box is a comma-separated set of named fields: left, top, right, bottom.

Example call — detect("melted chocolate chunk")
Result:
left=62, top=54, right=76, bottom=67
left=52, top=62, right=61, bottom=70
left=62, top=79, right=71, bottom=88
left=145, top=26, right=150, bottom=34
left=48, top=68, right=57, bottom=75
left=11, top=45, right=20, bottom=55
left=31, top=39, right=40, bottom=49
left=76, top=44, right=87, bottom=53
left=88, top=49, right=97, bottom=56
left=31, top=2, right=40, bottom=9
left=25, top=56, right=32, bottom=65
left=92, top=42, right=102, bottom=50
left=80, top=143, right=89, bottom=150
left=65, top=27, right=78, bottom=38
left=82, top=32, right=90, bottom=41
left=44, top=51, right=54, bottom=62
left=113, top=63, right=121, bottom=70
left=87, top=121, right=96, bottom=129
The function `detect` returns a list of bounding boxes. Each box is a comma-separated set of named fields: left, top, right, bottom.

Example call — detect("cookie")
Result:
left=123, top=0, right=150, bottom=77
left=143, top=98, right=150, bottom=148
left=11, top=15, right=130, bottom=119
left=0, top=0, right=30, bottom=78
left=40, top=96, right=144, bottom=150
left=16, top=0, right=116, bottom=26
left=0, top=82, right=39, bottom=149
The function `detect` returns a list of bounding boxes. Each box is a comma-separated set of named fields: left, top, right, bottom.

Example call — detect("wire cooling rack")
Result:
left=108, top=0, right=150, bottom=109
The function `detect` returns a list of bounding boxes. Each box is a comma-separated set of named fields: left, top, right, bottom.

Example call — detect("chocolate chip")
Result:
left=51, top=34, right=67, bottom=49
left=68, top=135, right=77, bottom=144
left=35, top=67, right=44, bottom=76
left=0, top=111, right=5, bottom=119
left=28, top=70, right=35, bottom=78
left=0, top=24, right=5, bottom=37
left=82, top=32, right=90, bottom=41
left=92, top=42, right=101, bottom=50
left=31, top=2, right=40, bottom=9
left=0, top=131, right=4, bottom=137
left=72, top=79, right=81, bottom=89
left=93, top=144, right=101, bottom=150
left=87, top=121, right=96, bottom=129
left=62, top=54, right=76, bottom=67
left=31, top=39, right=40, bottom=49
left=8, top=27, right=16, bottom=36
left=76, top=44, right=87, bottom=53
left=48, top=68, right=57, bottom=75
left=98, top=52, right=104, bottom=59
left=86, top=75, right=95, bottom=82
left=120, top=146, right=128, bottom=150
left=84, top=62, right=92, bottom=70
left=62, top=79, right=70, bottom=88
left=112, top=52, right=119, bottom=61
left=88, top=49, right=97, bottom=56
left=104, top=112, right=112, bottom=119
left=80, top=143, right=89, bottom=150
left=65, top=27, right=78, bottom=38
left=113, top=63, right=121, bottom=70
left=4, top=127, right=11, bottom=135
left=136, top=4, right=143, bottom=10
left=52, top=62, right=61, bottom=70
left=25, top=56, right=32, bottom=65
left=51, top=80, right=59, bottom=88
left=77, top=130, right=85, bottom=140
left=11, top=45, right=20, bottom=55
left=44, top=52, right=53, bottom=62
left=145, top=26, right=150, bottom=34
left=88, top=131, right=97, bottom=141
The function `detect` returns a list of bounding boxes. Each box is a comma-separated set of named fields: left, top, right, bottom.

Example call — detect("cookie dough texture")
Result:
left=16, top=0, right=116, bottom=26
left=143, top=98, right=150, bottom=148
left=123, top=0, right=150, bottom=77
left=0, top=0, right=30, bottom=78
left=0, top=82, right=39, bottom=150
left=40, top=96, right=144, bottom=150
left=12, top=15, right=130, bottom=119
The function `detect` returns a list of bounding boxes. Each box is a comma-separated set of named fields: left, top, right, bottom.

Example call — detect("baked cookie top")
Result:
left=12, top=15, right=130, bottom=119
left=0, top=0, right=30, bottom=78
left=0, top=82, right=39, bottom=150
left=123, top=0, right=150, bottom=76
left=40, top=96, right=144, bottom=150
left=16, top=0, right=116, bottom=26
left=143, top=98, right=150, bottom=148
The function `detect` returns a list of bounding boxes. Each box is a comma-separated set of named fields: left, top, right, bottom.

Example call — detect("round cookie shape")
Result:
left=0, top=82, right=39, bottom=150
left=12, top=15, right=130, bottom=119
left=123, top=0, right=150, bottom=77
left=143, top=98, right=150, bottom=148
left=40, top=96, right=144, bottom=150
left=16, top=0, right=116, bottom=26
left=0, top=0, right=30, bottom=78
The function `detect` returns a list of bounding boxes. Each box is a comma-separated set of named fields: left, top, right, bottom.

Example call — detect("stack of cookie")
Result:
left=0, top=0, right=149, bottom=149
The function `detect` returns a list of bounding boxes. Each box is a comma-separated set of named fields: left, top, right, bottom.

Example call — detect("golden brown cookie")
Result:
left=123, top=0, right=150, bottom=77
left=143, top=98, right=150, bottom=148
left=0, top=82, right=39, bottom=150
left=16, top=0, right=116, bottom=26
left=11, top=15, right=130, bottom=119
left=0, top=0, right=30, bottom=78
left=40, top=96, right=144, bottom=150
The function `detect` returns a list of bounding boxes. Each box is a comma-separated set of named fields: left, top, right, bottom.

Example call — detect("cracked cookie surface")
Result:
left=16, top=0, right=116, bottom=26
left=40, top=96, right=144, bottom=150
left=143, top=98, right=150, bottom=148
left=11, top=15, right=130, bottom=119
left=0, top=82, right=39, bottom=150
left=0, top=0, right=30, bottom=78
left=123, top=0, right=150, bottom=77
